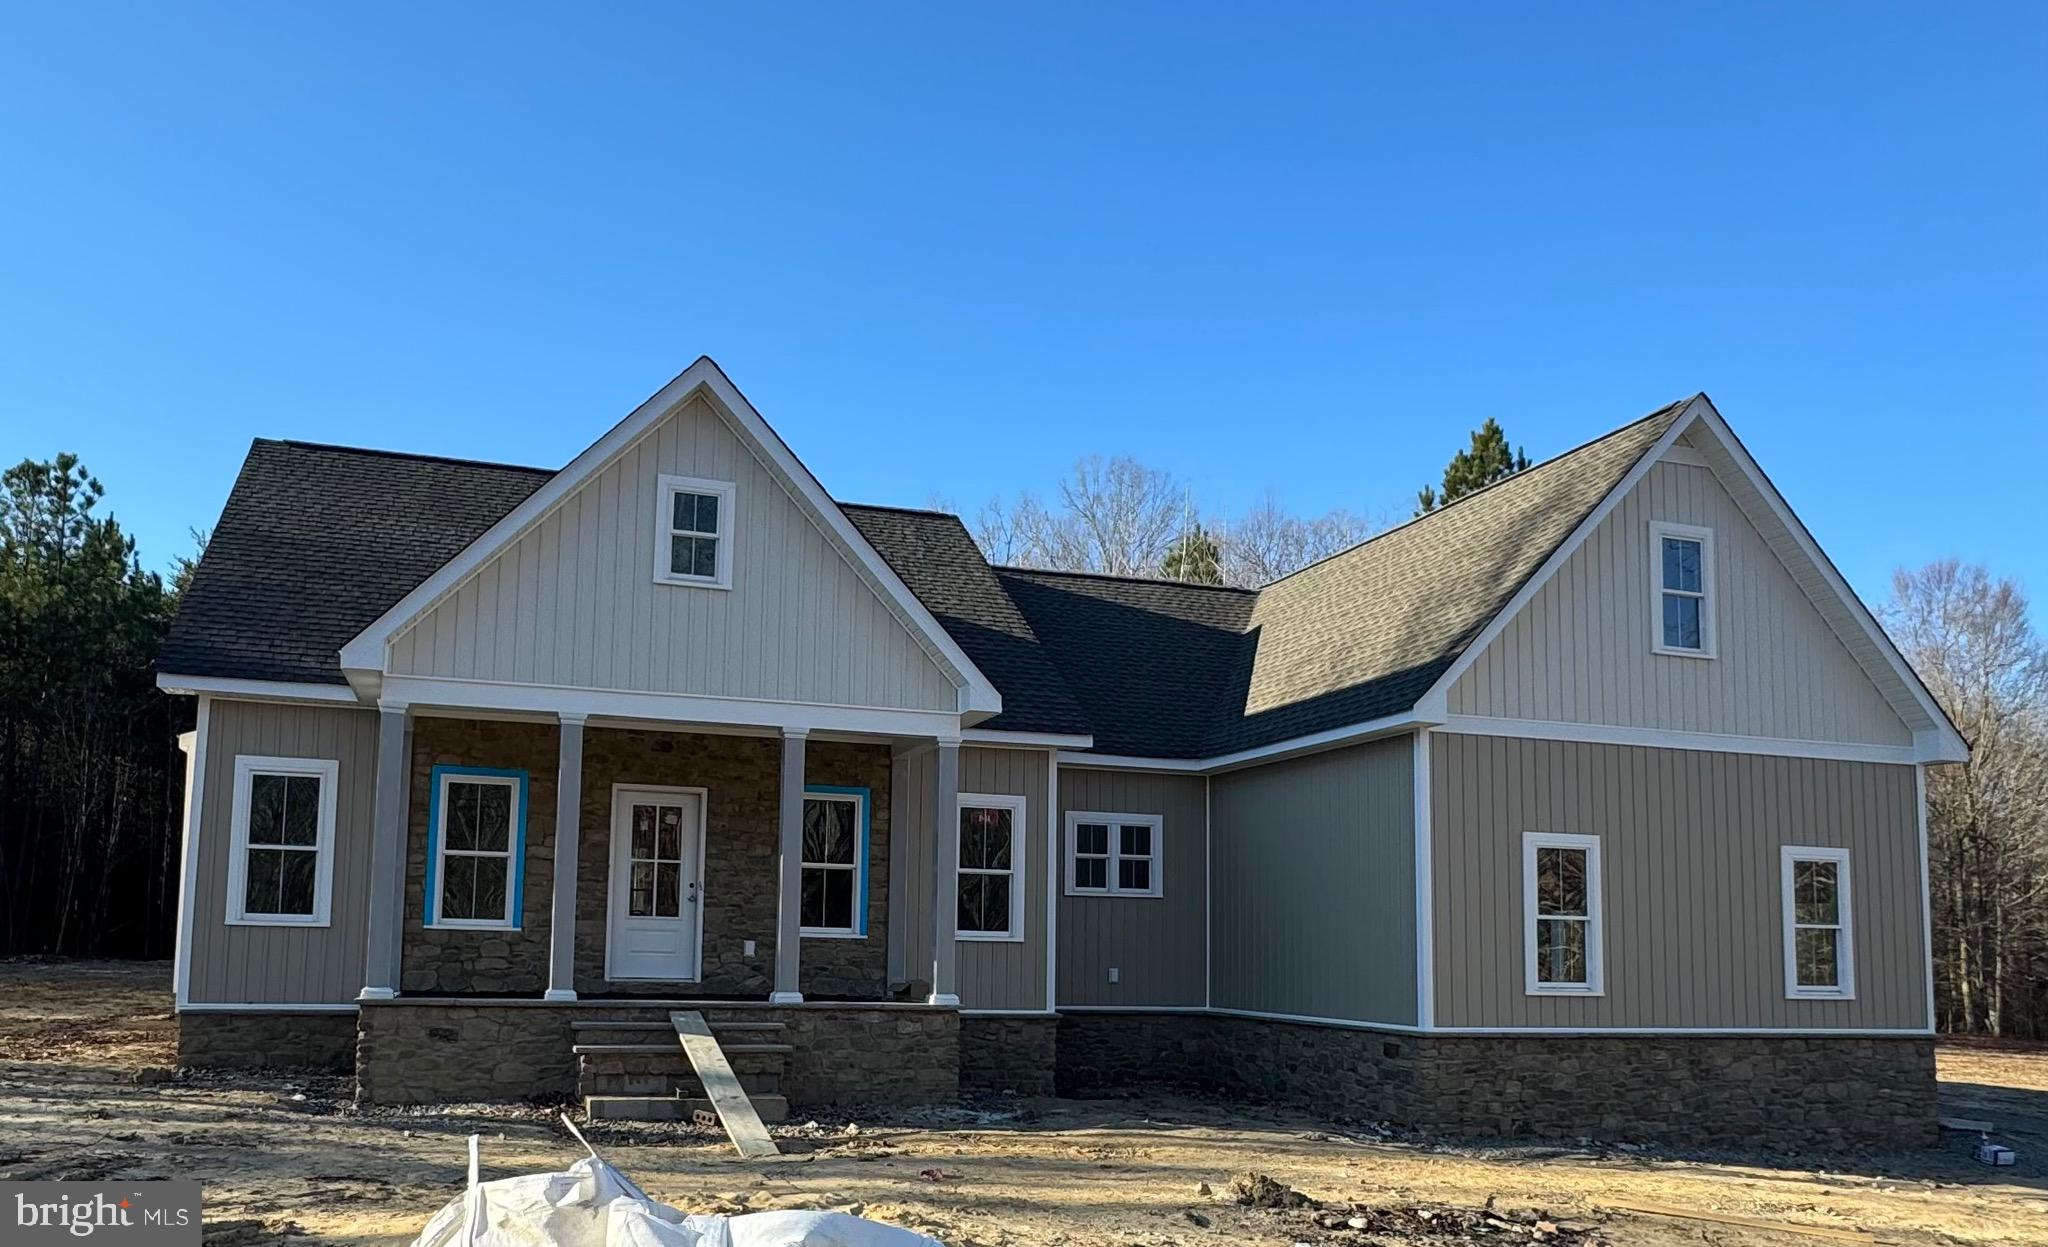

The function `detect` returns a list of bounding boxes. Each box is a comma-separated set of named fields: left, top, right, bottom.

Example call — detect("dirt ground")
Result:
left=2, top=961, right=2044, bottom=1246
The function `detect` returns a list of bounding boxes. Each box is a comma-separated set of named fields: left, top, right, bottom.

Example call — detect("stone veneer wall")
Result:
left=178, top=1011, right=358, bottom=1072
left=1056, top=1012, right=1935, bottom=1150
left=960, top=1016, right=1058, bottom=1096
left=354, top=1002, right=956, bottom=1108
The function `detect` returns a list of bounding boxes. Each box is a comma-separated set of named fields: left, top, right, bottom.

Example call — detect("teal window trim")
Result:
left=802, top=784, right=871, bottom=937
left=424, top=764, right=530, bottom=929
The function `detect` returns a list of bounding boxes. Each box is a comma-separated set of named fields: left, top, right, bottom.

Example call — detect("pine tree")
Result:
left=1160, top=523, right=1223, bottom=584
left=1416, top=418, right=1532, bottom=514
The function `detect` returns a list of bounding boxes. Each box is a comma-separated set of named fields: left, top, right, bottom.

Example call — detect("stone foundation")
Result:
left=1056, top=1011, right=1935, bottom=1150
left=960, top=1015, right=1058, bottom=1096
left=355, top=1000, right=958, bottom=1108
left=178, top=1011, right=358, bottom=1072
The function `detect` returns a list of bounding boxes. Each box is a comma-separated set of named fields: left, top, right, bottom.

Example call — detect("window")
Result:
left=653, top=474, right=736, bottom=589
left=426, top=766, right=528, bottom=929
left=1650, top=521, right=1715, bottom=657
left=957, top=793, right=1026, bottom=941
left=1523, top=832, right=1603, bottom=995
left=1064, top=811, right=1164, bottom=897
left=1782, top=846, right=1854, bottom=999
left=226, top=756, right=339, bottom=925
left=800, top=786, right=868, bottom=937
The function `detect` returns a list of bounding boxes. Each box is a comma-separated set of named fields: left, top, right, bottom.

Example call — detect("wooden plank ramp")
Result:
left=670, top=1010, right=779, bottom=1159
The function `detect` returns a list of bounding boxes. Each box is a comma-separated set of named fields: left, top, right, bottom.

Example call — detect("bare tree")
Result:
left=1887, top=560, right=2048, bottom=1037
left=1217, top=491, right=1378, bottom=587
left=978, top=457, right=1196, bottom=576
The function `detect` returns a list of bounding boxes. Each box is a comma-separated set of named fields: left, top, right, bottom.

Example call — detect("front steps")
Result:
left=574, top=1015, right=792, bottom=1124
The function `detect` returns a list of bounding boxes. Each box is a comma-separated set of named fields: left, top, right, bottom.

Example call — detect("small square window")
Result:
left=1065, top=812, right=1162, bottom=897
left=654, top=476, right=735, bottom=589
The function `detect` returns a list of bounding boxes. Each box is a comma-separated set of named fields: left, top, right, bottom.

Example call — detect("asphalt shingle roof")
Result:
left=165, top=401, right=1688, bottom=758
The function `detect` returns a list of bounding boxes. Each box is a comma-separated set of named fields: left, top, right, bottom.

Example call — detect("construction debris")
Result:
left=1229, top=1176, right=1608, bottom=1244
left=1231, top=1172, right=1316, bottom=1209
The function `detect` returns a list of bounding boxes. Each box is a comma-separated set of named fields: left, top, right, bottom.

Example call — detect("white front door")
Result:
left=605, top=787, right=704, bottom=981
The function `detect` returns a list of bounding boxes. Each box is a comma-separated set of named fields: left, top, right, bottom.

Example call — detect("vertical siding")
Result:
left=1055, top=768, right=1208, bottom=1007
left=388, top=393, right=959, bottom=712
left=896, top=745, right=1051, bottom=1011
left=188, top=699, right=379, bottom=1005
left=1430, top=733, right=1928, bottom=1029
left=1209, top=737, right=1417, bottom=1026
left=1449, top=459, right=1912, bottom=746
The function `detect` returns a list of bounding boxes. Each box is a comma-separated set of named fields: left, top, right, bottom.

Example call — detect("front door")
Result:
left=606, top=787, right=703, bottom=981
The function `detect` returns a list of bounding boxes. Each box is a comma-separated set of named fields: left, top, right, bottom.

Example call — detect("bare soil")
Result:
left=2, top=960, right=2044, bottom=1246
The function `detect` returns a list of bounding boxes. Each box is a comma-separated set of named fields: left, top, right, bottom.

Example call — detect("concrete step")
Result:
left=572, top=1041, right=794, bottom=1057
left=569, top=1019, right=788, bottom=1034
left=579, top=1070, right=781, bottom=1097
left=584, top=1094, right=790, bottom=1123
left=578, top=1050, right=786, bottom=1075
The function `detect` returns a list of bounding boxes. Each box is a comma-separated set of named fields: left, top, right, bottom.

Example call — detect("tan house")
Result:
left=160, top=358, right=1964, bottom=1146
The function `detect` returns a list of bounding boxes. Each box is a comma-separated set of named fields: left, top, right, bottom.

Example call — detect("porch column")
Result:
left=544, top=713, right=586, bottom=1002
left=771, top=727, right=808, bottom=1003
left=928, top=735, right=961, bottom=1006
left=359, top=702, right=410, bottom=1001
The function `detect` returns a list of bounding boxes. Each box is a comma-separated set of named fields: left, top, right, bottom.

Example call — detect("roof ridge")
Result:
left=265, top=438, right=559, bottom=476
left=1254, top=396, right=1695, bottom=591
left=995, top=564, right=1261, bottom=594
left=838, top=500, right=965, bottom=520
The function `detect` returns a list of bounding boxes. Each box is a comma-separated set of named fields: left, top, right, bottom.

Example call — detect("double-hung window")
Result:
left=427, top=767, right=528, bottom=929
left=226, top=756, right=339, bottom=926
left=1782, top=846, right=1854, bottom=999
left=800, top=787, right=867, bottom=938
left=1650, top=521, right=1715, bottom=657
left=1523, top=832, right=1603, bottom=995
left=957, top=793, right=1026, bottom=940
left=1064, top=811, right=1163, bottom=897
left=653, top=474, right=736, bottom=589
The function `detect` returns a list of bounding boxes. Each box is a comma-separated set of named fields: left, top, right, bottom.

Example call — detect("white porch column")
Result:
left=359, top=703, right=410, bottom=1001
left=771, top=727, right=808, bottom=1003
left=544, top=713, right=586, bottom=1002
left=928, top=736, right=962, bottom=1006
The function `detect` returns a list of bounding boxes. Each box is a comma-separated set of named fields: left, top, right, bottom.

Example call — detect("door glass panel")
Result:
left=626, top=802, right=685, bottom=919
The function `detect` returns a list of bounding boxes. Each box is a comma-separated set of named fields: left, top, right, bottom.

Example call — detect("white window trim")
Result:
left=651, top=473, right=736, bottom=590
left=225, top=755, right=339, bottom=927
left=956, top=792, right=1027, bottom=942
left=1649, top=520, right=1716, bottom=658
left=1782, top=845, right=1856, bottom=1000
left=1522, top=831, right=1604, bottom=996
left=1063, top=810, right=1165, bottom=898
left=428, top=770, right=524, bottom=930
left=799, top=789, right=866, bottom=940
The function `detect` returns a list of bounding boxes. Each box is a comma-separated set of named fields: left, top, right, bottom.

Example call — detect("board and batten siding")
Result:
left=892, top=745, right=1051, bottom=1011
left=1448, top=456, right=1912, bottom=747
left=1209, top=737, right=1417, bottom=1026
left=1055, top=768, right=1208, bottom=1007
left=388, top=393, right=959, bottom=713
left=1430, top=732, right=1928, bottom=1030
left=187, top=698, right=380, bottom=1006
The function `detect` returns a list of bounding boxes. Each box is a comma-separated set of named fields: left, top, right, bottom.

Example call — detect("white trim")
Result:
left=176, top=1001, right=360, bottom=1014
left=1413, top=728, right=1434, bottom=1029
left=337, top=358, right=1003, bottom=717
left=1045, top=752, right=1059, bottom=1013
left=1658, top=442, right=1711, bottom=467
left=378, top=674, right=964, bottom=738
left=1063, top=811, right=1164, bottom=898
left=1056, top=752, right=1207, bottom=773
left=1522, top=831, right=1604, bottom=996
left=1437, top=714, right=1924, bottom=765
left=157, top=673, right=360, bottom=704
left=797, top=788, right=865, bottom=938
left=651, top=473, right=736, bottom=591
left=172, top=698, right=210, bottom=1010
left=426, top=770, right=523, bottom=930
left=224, top=755, right=340, bottom=927
left=1053, top=710, right=1430, bottom=776
left=964, top=729, right=1095, bottom=750
left=955, top=791, right=1027, bottom=941
left=1781, top=845, right=1855, bottom=1000
left=960, top=1008, right=1058, bottom=1017
left=1055, top=1004, right=1931, bottom=1038
left=603, top=783, right=709, bottom=983
left=1916, top=764, right=1936, bottom=1029
left=1648, top=519, right=1717, bottom=658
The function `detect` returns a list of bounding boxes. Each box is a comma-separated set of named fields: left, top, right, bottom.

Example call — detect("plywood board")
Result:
left=670, top=1011, right=778, bottom=1159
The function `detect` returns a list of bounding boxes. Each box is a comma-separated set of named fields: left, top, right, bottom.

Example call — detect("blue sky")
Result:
left=2, top=4, right=2041, bottom=615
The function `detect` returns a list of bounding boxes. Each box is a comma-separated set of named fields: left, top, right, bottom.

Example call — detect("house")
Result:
left=159, top=358, right=1965, bottom=1147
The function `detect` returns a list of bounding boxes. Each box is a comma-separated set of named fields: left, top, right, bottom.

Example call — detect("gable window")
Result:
left=1650, top=520, right=1715, bottom=657
left=653, top=474, right=736, bottom=590
left=801, top=786, right=868, bottom=938
left=226, top=756, right=339, bottom=926
left=1064, top=811, right=1164, bottom=897
left=957, top=793, right=1026, bottom=941
left=1782, top=846, right=1854, bottom=999
left=1523, top=832, right=1604, bottom=995
left=426, top=766, right=528, bottom=929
